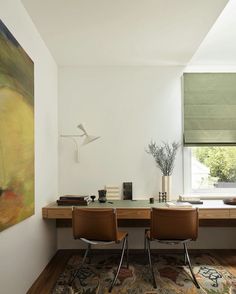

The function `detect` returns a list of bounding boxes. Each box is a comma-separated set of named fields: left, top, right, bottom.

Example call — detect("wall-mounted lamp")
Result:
left=61, top=123, right=100, bottom=162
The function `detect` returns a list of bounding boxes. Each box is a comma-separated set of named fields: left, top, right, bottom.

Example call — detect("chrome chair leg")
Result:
left=147, top=237, right=157, bottom=289
left=109, top=237, right=127, bottom=292
left=144, top=230, right=147, bottom=251
left=184, top=249, right=187, bottom=265
left=184, top=243, right=200, bottom=288
left=86, top=243, right=92, bottom=264
left=69, top=243, right=91, bottom=286
left=126, top=235, right=129, bottom=269
left=82, top=243, right=91, bottom=264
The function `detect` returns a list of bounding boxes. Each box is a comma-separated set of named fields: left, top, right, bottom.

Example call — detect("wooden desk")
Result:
left=42, top=200, right=236, bottom=227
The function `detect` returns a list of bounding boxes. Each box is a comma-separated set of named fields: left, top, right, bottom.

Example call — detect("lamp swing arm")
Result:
left=60, top=134, right=85, bottom=138
left=60, top=136, right=81, bottom=161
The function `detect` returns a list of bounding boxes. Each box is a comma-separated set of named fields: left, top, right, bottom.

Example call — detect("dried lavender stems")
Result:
left=147, top=141, right=180, bottom=176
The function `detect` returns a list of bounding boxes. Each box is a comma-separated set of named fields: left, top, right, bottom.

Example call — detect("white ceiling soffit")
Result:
left=188, top=0, right=236, bottom=69
left=22, top=0, right=228, bottom=66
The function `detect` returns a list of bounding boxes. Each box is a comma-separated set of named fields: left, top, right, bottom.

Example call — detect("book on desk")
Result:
left=57, top=195, right=91, bottom=206
left=166, top=201, right=193, bottom=208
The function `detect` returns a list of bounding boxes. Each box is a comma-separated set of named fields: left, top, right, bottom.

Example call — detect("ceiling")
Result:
left=21, top=0, right=228, bottom=66
left=189, top=0, right=236, bottom=67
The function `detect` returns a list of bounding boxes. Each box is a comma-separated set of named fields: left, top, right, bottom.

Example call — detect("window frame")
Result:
left=183, top=146, right=236, bottom=199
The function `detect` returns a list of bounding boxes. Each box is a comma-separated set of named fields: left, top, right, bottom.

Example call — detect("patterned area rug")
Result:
left=52, top=253, right=236, bottom=294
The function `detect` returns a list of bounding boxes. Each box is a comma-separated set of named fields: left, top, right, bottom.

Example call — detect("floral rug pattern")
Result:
left=52, top=253, right=236, bottom=294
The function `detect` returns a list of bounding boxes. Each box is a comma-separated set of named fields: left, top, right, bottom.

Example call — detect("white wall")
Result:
left=59, top=66, right=183, bottom=197
left=0, top=1, right=58, bottom=293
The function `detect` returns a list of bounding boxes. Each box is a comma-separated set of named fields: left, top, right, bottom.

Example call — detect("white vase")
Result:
left=162, top=175, right=171, bottom=201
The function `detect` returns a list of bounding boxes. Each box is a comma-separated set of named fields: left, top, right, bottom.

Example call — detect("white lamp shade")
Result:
left=82, top=135, right=100, bottom=146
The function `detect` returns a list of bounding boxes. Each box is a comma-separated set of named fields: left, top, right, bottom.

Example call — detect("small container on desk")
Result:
left=149, top=197, right=154, bottom=204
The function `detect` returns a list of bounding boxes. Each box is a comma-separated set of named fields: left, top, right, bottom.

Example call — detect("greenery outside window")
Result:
left=184, top=147, right=236, bottom=196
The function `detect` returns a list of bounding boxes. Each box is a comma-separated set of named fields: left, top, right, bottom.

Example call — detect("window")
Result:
left=184, top=147, right=236, bottom=195
left=183, top=73, right=236, bottom=196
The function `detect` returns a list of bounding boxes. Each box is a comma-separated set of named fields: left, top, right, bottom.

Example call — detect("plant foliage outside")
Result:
left=147, top=141, right=180, bottom=176
left=193, top=147, right=236, bottom=183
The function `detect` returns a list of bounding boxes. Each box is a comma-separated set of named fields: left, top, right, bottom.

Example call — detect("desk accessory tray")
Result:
left=57, top=199, right=91, bottom=206
left=59, top=195, right=89, bottom=200
left=57, top=195, right=91, bottom=206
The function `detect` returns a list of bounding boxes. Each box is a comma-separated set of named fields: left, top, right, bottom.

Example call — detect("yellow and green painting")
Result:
left=0, top=20, right=34, bottom=231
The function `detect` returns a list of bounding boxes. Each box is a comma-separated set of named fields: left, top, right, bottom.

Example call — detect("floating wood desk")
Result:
left=42, top=200, right=236, bottom=227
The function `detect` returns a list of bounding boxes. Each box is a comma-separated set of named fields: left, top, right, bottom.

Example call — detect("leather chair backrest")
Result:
left=150, top=208, right=198, bottom=240
left=72, top=208, right=118, bottom=242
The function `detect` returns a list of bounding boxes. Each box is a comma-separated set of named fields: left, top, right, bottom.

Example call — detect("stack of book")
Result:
left=179, top=195, right=203, bottom=204
left=57, top=195, right=91, bottom=206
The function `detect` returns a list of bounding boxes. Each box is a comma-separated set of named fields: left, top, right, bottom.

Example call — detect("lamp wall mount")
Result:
left=61, top=123, right=100, bottom=162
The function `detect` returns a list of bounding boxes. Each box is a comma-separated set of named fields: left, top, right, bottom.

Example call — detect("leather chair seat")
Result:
left=71, top=208, right=129, bottom=293
left=145, top=207, right=200, bottom=289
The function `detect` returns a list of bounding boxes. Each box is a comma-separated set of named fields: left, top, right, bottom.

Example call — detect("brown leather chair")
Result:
left=70, top=208, right=128, bottom=292
left=145, top=207, right=200, bottom=289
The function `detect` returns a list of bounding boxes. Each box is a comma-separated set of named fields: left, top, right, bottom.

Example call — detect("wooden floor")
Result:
left=27, top=249, right=236, bottom=294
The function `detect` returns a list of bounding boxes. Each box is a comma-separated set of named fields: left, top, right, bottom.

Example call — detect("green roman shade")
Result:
left=183, top=73, right=236, bottom=146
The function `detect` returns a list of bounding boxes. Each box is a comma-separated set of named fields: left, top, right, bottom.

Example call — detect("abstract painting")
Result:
left=0, top=20, right=34, bottom=231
